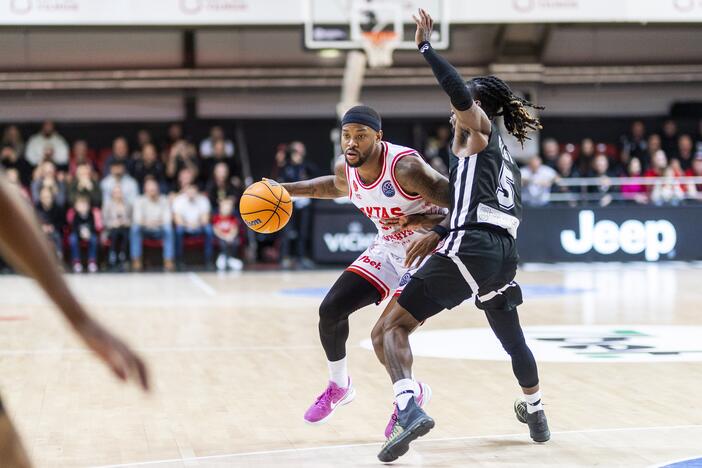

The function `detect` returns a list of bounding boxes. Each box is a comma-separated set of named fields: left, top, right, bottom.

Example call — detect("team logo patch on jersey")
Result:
left=399, top=272, right=411, bottom=286
left=381, top=180, right=396, bottom=197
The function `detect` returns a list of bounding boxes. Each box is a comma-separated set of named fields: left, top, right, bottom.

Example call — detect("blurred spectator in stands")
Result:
left=521, top=155, right=557, bottom=206
left=173, top=184, right=213, bottom=269
left=103, top=136, right=131, bottom=174
left=684, top=151, right=702, bottom=198
left=161, top=123, right=186, bottom=161
left=68, top=140, right=97, bottom=176
left=25, top=120, right=69, bottom=169
left=270, top=143, right=288, bottom=180
left=424, top=125, right=451, bottom=175
left=2, top=125, right=25, bottom=159
left=1, top=144, right=32, bottom=187
left=620, top=158, right=648, bottom=205
left=540, top=137, right=560, bottom=169
left=206, top=161, right=240, bottom=210
left=100, top=160, right=139, bottom=206
left=620, top=120, right=647, bottom=164
left=674, top=134, right=694, bottom=171
left=651, top=166, right=685, bottom=206
left=576, top=138, right=596, bottom=176
left=200, top=125, right=235, bottom=159
left=131, top=143, right=165, bottom=192
left=643, top=133, right=662, bottom=171
left=103, top=185, right=132, bottom=271
left=165, top=139, right=200, bottom=192
left=132, top=129, right=153, bottom=160
left=68, top=162, right=101, bottom=208
left=213, top=197, right=244, bottom=271
left=588, top=154, right=617, bottom=206
left=31, top=161, right=66, bottom=208
left=202, top=139, right=242, bottom=190
left=660, top=119, right=679, bottom=158
left=277, top=142, right=316, bottom=269
left=551, top=152, right=580, bottom=204
left=644, top=149, right=668, bottom=180
left=35, top=186, right=64, bottom=261
left=5, top=168, right=31, bottom=201
left=69, top=195, right=99, bottom=273
left=696, top=119, right=702, bottom=155
left=130, top=178, right=174, bottom=272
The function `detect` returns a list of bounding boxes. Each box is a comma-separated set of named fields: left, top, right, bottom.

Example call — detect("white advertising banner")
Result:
left=0, top=0, right=701, bottom=25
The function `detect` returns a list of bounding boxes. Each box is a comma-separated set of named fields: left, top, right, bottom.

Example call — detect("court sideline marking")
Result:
left=95, top=423, right=702, bottom=467
left=187, top=272, right=217, bottom=297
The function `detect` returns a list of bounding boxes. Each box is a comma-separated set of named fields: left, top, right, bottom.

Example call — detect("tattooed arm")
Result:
left=279, top=157, right=348, bottom=199
left=393, top=155, right=450, bottom=208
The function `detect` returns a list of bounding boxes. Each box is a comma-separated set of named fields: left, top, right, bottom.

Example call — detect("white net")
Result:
left=361, top=32, right=398, bottom=68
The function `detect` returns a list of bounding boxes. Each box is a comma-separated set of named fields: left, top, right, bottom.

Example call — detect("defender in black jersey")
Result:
left=374, top=9, right=549, bottom=463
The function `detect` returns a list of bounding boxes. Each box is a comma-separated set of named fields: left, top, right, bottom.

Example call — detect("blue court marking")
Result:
left=278, top=285, right=590, bottom=298
left=661, top=458, right=702, bottom=468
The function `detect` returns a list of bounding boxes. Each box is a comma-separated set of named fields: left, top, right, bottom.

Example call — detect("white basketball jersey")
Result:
left=345, top=141, right=447, bottom=250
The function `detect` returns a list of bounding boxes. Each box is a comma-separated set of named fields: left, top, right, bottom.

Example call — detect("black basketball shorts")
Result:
left=397, top=228, right=524, bottom=322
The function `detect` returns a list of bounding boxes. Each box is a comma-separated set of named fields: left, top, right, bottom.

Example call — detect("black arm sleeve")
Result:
left=418, top=41, right=473, bottom=111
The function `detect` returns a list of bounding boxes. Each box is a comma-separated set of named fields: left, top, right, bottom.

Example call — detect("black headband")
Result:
left=341, top=105, right=382, bottom=132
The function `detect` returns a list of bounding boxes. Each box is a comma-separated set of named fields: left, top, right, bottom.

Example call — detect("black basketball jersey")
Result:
left=447, top=122, right=522, bottom=238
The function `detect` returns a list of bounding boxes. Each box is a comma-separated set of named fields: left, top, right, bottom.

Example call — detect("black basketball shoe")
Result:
left=514, top=398, right=550, bottom=442
left=377, top=397, right=435, bottom=463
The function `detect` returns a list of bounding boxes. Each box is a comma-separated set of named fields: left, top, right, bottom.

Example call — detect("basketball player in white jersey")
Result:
left=278, top=106, right=450, bottom=432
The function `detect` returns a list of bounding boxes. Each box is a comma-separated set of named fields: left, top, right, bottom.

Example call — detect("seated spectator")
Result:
left=424, top=125, right=451, bottom=175
left=675, top=134, right=694, bottom=171
left=576, top=138, right=596, bottom=176
left=660, top=119, right=679, bottom=158
left=651, top=167, right=685, bottom=206
left=644, top=150, right=668, bottom=179
left=69, top=195, right=99, bottom=273
left=165, top=140, right=200, bottom=192
left=31, top=161, right=66, bottom=208
left=35, top=186, right=64, bottom=260
left=132, top=129, right=153, bottom=160
left=520, top=155, right=557, bottom=206
left=100, top=160, right=139, bottom=205
left=161, top=122, right=186, bottom=161
left=642, top=133, right=661, bottom=171
left=589, top=154, right=617, bottom=206
left=103, top=136, right=131, bottom=174
left=202, top=139, right=241, bottom=189
left=213, top=197, right=244, bottom=271
left=540, top=137, right=560, bottom=169
left=172, top=184, right=213, bottom=269
left=619, top=120, right=647, bottom=164
left=131, top=143, right=165, bottom=192
left=551, top=152, right=580, bottom=204
left=130, top=178, right=174, bottom=272
left=1, top=144, right=33, bottom=187
left=102, top=185, right=132, bottom=271
left=206, top=162, right=239, bottom=209
left=696, top=119, right=702, bottom=155
left=68, top=162, right=101, bottom=208
left=25, top=120, right=69, bottom=169
left=2, top=125, right=25, bottom=159
left=68, top=140, right=96, bottom=176
left=200, top=125, right=234, bottom=159
left=684, top=151, right=702, bottom=199
left=5, top=168, right=31, bottom=201
left=620, top=158, right=648, bottom=204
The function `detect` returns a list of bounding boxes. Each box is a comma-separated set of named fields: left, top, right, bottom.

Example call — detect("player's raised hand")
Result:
left=74, top=318, right=149, bottom=391
left=404, top=231, right=441, bottom=268
left=412, top=8, right=434, bottom=47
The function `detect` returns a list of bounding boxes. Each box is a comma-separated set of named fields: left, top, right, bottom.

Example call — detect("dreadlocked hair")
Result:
left=467, top=75, right=544, bottom=146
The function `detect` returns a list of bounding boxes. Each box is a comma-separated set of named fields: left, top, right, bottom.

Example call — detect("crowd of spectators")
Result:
left=424, top=118, right=702, bottom=207
left=1, top=121, right=246, bottom=273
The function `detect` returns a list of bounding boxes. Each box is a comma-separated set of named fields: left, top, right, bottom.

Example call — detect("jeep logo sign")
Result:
left=560, top=211, right=676, bottom=261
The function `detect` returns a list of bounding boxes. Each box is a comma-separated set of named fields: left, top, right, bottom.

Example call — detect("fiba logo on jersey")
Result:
left=381, top=181, right=396, bottom=197
left=399, top=272, right=411, bottom=287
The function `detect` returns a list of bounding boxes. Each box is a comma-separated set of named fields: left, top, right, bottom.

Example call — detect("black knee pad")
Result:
left=475, top=281, right=523, bottom=312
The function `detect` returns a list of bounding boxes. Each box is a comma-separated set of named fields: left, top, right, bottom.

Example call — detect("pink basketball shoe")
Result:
left=384, top=381, right=432, bottom=438
left=303, top=378, right=356, bottom=425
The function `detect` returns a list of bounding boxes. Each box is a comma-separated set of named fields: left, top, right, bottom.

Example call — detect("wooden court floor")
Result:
left=1, top=263, right=701, bottom=467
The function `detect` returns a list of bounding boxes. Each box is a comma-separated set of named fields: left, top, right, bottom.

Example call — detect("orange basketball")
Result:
left=239, top=179, right=293, bottom=234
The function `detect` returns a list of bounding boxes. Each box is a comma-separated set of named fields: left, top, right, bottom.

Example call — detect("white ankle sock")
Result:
left=393, top=378, right=419, bottom=411
left=524, top=390, right=543, bottom=414
left=327, top=357, right=348, bottom=388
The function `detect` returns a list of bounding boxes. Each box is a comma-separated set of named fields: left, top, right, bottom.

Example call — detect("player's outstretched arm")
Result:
left=278, top=157, right=348, bottom=199
left=0, top=171, right=149, bottom=391
left=413, top=9, right=491, bottom=141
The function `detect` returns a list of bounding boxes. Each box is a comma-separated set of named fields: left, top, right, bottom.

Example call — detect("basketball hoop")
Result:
left=361, top=31, right=398, bottom=68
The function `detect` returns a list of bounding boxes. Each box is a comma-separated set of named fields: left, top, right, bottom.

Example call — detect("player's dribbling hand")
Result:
left=404, top=231, right=440, bottom=268
left=74, top=318, right=150, bottom=391
left=412, top=8, right=434, bottom=47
